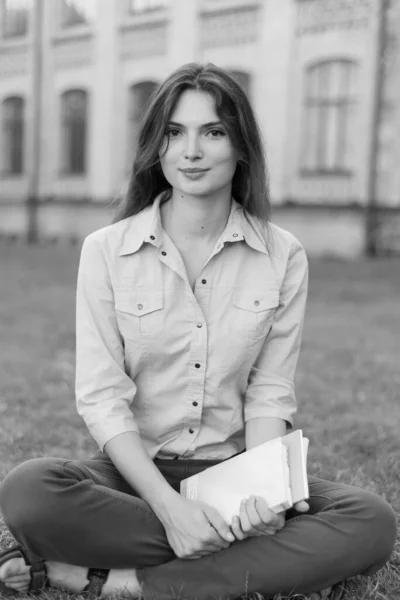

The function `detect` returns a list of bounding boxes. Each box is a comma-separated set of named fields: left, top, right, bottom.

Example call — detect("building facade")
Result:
left=0, top=0, right=399, bottom=256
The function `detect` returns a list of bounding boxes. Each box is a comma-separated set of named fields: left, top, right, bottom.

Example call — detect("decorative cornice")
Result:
left=51, top=31, right=93, bottom=46
left=199, top=3, right=260, bottom=49
left=296, top=0, right=372, bottom=36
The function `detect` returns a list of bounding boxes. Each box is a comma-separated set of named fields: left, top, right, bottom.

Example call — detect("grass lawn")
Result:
left=0, top=239, right=399, bottom=600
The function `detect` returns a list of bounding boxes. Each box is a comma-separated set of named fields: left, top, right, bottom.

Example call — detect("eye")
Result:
left=207, top=129, right=226, bottom=138
left=166, top=129, right=181, bottom=138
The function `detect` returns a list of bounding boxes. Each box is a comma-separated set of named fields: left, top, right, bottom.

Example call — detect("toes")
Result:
left=5, top=574, right=31, bottom=583
left=5, top=580, right=29, bottom=592
left=0, top=557, right=28, bottom=579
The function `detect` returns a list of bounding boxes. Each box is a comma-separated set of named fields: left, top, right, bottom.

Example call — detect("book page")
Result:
left=181, top=437, right=292, bottom=522
left=282, top=430, right=309, bottom=504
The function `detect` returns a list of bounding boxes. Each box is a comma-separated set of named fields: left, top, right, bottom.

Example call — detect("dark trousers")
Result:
left=0, top=452, right=396, bottom=600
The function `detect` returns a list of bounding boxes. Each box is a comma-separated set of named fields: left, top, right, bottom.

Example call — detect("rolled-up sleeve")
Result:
left=75, top=234, right=139, bottom=450
left=244, top=239, right=309, bottom=426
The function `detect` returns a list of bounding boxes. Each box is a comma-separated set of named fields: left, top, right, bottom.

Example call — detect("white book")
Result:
left=180, top=429, right=309, bottom=523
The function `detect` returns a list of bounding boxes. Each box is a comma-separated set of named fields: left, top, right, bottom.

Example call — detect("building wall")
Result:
left=285, top=0, right=376, bottom=206
left=0, top=0, right=399, bottom=256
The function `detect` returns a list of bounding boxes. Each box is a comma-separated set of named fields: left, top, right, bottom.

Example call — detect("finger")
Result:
left=239, top=498, right=253, bottom=533
left=185, top=543, right=223, bottom=560
left=4, top=575, right=30, bottom=583
left=205, top=508, right=235, bottom=543
left=193, top=545, right=224, bottom=558
left=244, top=496, right=265, bottom=532
left=254, top=497, right=284, bottom=530
left=294, top=500, right=310, bottom=513
left=206, top=523, right=231, bottom=548
left=231, top=515, right=247, bottom=541
left=4, top=581, right=29, bottom=591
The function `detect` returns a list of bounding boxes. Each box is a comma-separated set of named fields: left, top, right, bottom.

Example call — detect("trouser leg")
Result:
left=0, top=454, right=177, bottom=568
left=0, top=457, right=396, bottom=600
left=136, top=475, right=397, bottom=600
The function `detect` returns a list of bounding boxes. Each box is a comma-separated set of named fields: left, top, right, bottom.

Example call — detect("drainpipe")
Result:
left=27, top=0, right=43, bottom=244
left=365, top=0, right=388, bottom=256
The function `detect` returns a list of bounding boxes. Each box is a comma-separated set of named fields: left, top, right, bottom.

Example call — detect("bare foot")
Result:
left=102, top=569, right=141, bottom=597
left=0, top=556, right=31, bottom=592
left=0, top=556, right=141, bottom=597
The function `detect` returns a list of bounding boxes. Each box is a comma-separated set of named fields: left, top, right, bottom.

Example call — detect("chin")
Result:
left=175, top=182, right=212, bottom=196
left=183, top=188, right=220, bottom=198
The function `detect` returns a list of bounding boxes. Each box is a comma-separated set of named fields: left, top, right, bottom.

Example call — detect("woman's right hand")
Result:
left=160, top=496, right=236, bottom=560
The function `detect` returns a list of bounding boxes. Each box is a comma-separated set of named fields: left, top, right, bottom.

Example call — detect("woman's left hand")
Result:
left=231, top=496, right=309, bottom=540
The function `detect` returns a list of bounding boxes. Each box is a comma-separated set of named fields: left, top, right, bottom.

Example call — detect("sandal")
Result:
left=0, top=544, right=109, bottom=596
left=0, top=545, right=49, bottom=595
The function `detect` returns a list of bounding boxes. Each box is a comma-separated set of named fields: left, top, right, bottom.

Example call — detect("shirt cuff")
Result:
left=244, top=407, right=294, bottom=428
left=85, top=419, right=140, bottom=452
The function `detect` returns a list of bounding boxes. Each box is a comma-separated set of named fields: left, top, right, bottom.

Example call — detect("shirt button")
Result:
left=254, top=300, right=260, bottom=307
left=195, top=363, right=201, bottom=368
left=233, top=233, right=238, bottom=237
left=137, top=303, right=143, bottom=310
left=201, top=279, right=207, bottom=284
left=192, top=401, right=198, bottom=406
left=189, top=428, right=195, bottom=434
left=161, top=251, right=167, bottom=256
left=197, top=323, right=203, bottom=328
left=150, top=235, right=155, bottom=240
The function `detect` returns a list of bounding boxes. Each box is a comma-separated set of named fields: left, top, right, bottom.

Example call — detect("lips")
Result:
left=179, top=168, right=209, bottom=173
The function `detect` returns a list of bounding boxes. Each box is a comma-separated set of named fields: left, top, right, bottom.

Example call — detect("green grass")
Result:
left=0, top=240, right=399, bottom=599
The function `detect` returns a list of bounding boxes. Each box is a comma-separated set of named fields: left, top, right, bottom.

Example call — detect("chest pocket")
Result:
left=232, top=289, right=280, bottom=339
left=114, top=290, right=164, bottom=341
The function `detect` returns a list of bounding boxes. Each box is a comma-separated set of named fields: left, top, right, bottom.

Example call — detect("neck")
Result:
left=161, top=189, right=232, bottom=244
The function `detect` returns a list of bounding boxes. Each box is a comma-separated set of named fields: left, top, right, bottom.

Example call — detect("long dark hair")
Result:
left=113, top=62, right=270, bottom=224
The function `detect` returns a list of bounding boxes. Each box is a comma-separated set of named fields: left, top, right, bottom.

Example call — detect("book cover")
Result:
left=180, top=430, right=309, bottom=523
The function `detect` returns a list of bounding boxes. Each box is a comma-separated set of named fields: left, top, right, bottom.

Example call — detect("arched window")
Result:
left=229, top=70, right=251, bottom=98
left=60, top=0, right=97, bottom=27
left=1, top=96, right=24, bottom=175
left=60, top=89, right=88, bottom=175
left=2, top=0, right=31, bottom=37
left=301, top=60, right=358, bottom=174
left=128, top=81, right=158, bottom=161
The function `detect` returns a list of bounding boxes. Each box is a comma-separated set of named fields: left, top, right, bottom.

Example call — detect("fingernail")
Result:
left=227, top=533, right=235, bottom=542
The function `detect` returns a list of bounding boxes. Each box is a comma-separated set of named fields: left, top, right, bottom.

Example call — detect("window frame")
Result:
left=1, top=95, right=25, bottom=176
left=300, top=58, right=358, bottom=177
left=1, top=0, right=31, bottom=38
left=60, top=88, right=88, bottom=176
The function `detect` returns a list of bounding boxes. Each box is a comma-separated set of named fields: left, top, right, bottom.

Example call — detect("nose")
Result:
left=184, top=133, right=203, bottom=160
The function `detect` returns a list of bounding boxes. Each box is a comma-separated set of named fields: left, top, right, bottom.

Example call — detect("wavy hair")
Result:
left=114, top=62, right=270, bottom=224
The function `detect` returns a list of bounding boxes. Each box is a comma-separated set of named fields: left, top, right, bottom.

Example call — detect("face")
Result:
left=159, top=89, right=239, bottom=199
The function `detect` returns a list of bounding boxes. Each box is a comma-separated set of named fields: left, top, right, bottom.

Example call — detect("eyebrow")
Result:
left=168, top=121, right=224, bottom=129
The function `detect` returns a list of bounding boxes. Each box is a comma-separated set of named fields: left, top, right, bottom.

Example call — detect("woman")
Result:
left=0, top=63, right=396, bottom=600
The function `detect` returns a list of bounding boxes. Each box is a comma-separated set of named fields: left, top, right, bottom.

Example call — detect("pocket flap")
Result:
left=115, top=290, right=163, bottom=316
left=233, top=289, right=280, bottom=313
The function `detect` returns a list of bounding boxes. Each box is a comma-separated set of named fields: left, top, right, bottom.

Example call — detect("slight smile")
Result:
left=179, top=168, right=210, bottom=173
left=179, top=168, right=210, bottom=180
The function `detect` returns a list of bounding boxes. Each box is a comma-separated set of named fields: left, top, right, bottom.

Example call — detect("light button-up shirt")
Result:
left=75, top=195, right=308, bottom=460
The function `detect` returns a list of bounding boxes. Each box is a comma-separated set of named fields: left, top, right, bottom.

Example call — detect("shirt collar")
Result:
left=119, top=194, right=165, bottom=256
left=119, top=195, right=268, bottom=257
left=224, top=199, right=269, bottom=255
